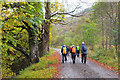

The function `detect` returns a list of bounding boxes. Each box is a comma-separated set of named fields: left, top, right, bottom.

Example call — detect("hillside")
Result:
left=51, top=8, right=91, bottom=35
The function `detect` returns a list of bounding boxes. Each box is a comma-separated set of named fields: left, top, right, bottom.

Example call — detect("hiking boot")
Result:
left=81, top=60, right=83, bottom=63
left=65, top=59, right=67, bottom=61
left=73, top=61, right=75, bottom=64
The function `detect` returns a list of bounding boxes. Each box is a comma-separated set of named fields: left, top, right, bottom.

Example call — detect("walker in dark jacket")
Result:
left=70, top=45, right=76, bottom=64
left=81, top=42, right=87, bottom=64
left=61, top=45, right=68, bottom=63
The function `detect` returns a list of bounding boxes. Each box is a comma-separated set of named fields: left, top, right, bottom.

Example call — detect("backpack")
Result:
left=82, top=45, right=87, bottom=52
left=72, top=47, right=75, bottom=53
left=69, top=46, right=71, bottom=49
left=63, top=47, right=66, bottom=54
left=77, top=46, right=79, bottom=51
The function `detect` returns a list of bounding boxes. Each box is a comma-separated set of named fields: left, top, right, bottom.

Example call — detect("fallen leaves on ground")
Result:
left=87, top=57, right=118, bottom=74
left=16, top=49, right=61, bottom=78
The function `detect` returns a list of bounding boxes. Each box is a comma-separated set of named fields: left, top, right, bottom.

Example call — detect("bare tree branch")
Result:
left=50, top=5, right=82, bottom=18
left=51, top=17, right=74, bottom=25
left=67, top=13, right=83, bottom=17
left=58, top=22, right=70, bottom=25
left=105, top=10, right=118, bottom=24
left=106, top=11, right=113, bottom=20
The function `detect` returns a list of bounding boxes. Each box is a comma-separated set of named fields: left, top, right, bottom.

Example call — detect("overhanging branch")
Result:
left=22, top=20, right=31, bottom=31
left=8, top=41, right=30, bottom=59
left=51, top=6, right=82, bottom=18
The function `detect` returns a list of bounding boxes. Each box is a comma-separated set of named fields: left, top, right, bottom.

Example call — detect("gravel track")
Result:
left=54, top=48, right=118, bottom=79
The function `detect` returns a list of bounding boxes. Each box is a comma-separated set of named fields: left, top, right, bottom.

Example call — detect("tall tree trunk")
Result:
left=42, top=1, right=51, bottom=55
left=22, top=21, right=39, bottom=63
left=109, top=17, right=112, bottom=48
left=38, top=41, right=43, bottom=57
left=48, top=44, right=49, bottom=51
left=118, top=2, right=120, bottom=46
left=38, top=1, right=51, bottom=56
left=102, top=18, right=104, bottom=49
left=38, top=25, right=44, bottom=57
left=106, top=36, right=108, bottom=50
left=29, top=27, right=39, bottom=63
left=118, top=1, right=120, bottom=75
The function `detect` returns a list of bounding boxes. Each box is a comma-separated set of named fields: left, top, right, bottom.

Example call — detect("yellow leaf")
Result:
left=63, top=18, right=66, bottom=21
left=44, top=4, right=46, bottom=7
left=38, top=38, right=40, bottom=40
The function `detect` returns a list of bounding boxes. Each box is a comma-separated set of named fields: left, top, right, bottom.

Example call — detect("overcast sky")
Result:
left=60, top=0, right=94, bottom=16
left=49, top=0, right=95, bottom=17
left=56, top=0, right=94, bottom=10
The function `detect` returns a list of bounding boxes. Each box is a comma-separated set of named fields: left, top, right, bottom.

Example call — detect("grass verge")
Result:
left=87, top=47, right=118, bottom=74
left=16, top=49, right=61, bottom=78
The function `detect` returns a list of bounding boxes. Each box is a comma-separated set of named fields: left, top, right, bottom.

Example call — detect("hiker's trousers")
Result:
left=71, top=54, right=76, bottom=62
left=62, top=54, right=67, bottom=62
left=81, top=54, right=87, bottom=63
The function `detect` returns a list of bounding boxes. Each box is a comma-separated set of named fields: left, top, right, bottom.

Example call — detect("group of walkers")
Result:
left=61, top=42, right=87, bottom=64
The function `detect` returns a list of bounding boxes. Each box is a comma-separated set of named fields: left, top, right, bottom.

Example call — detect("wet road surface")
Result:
left=54, top=48, right=118, bottom=78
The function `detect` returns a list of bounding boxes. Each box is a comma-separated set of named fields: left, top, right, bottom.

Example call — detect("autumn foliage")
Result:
left=16, top=49, right=61, bottom=78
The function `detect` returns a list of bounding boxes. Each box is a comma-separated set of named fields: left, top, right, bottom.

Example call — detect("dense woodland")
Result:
left=1, top=1, right=120, bottom=78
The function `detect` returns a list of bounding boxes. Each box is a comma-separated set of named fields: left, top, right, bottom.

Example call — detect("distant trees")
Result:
left=81, top=21, right=99, bottom=50
left=91, top=2, right=118, bottom=52
left=51, top=2, right=119, bottom=54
